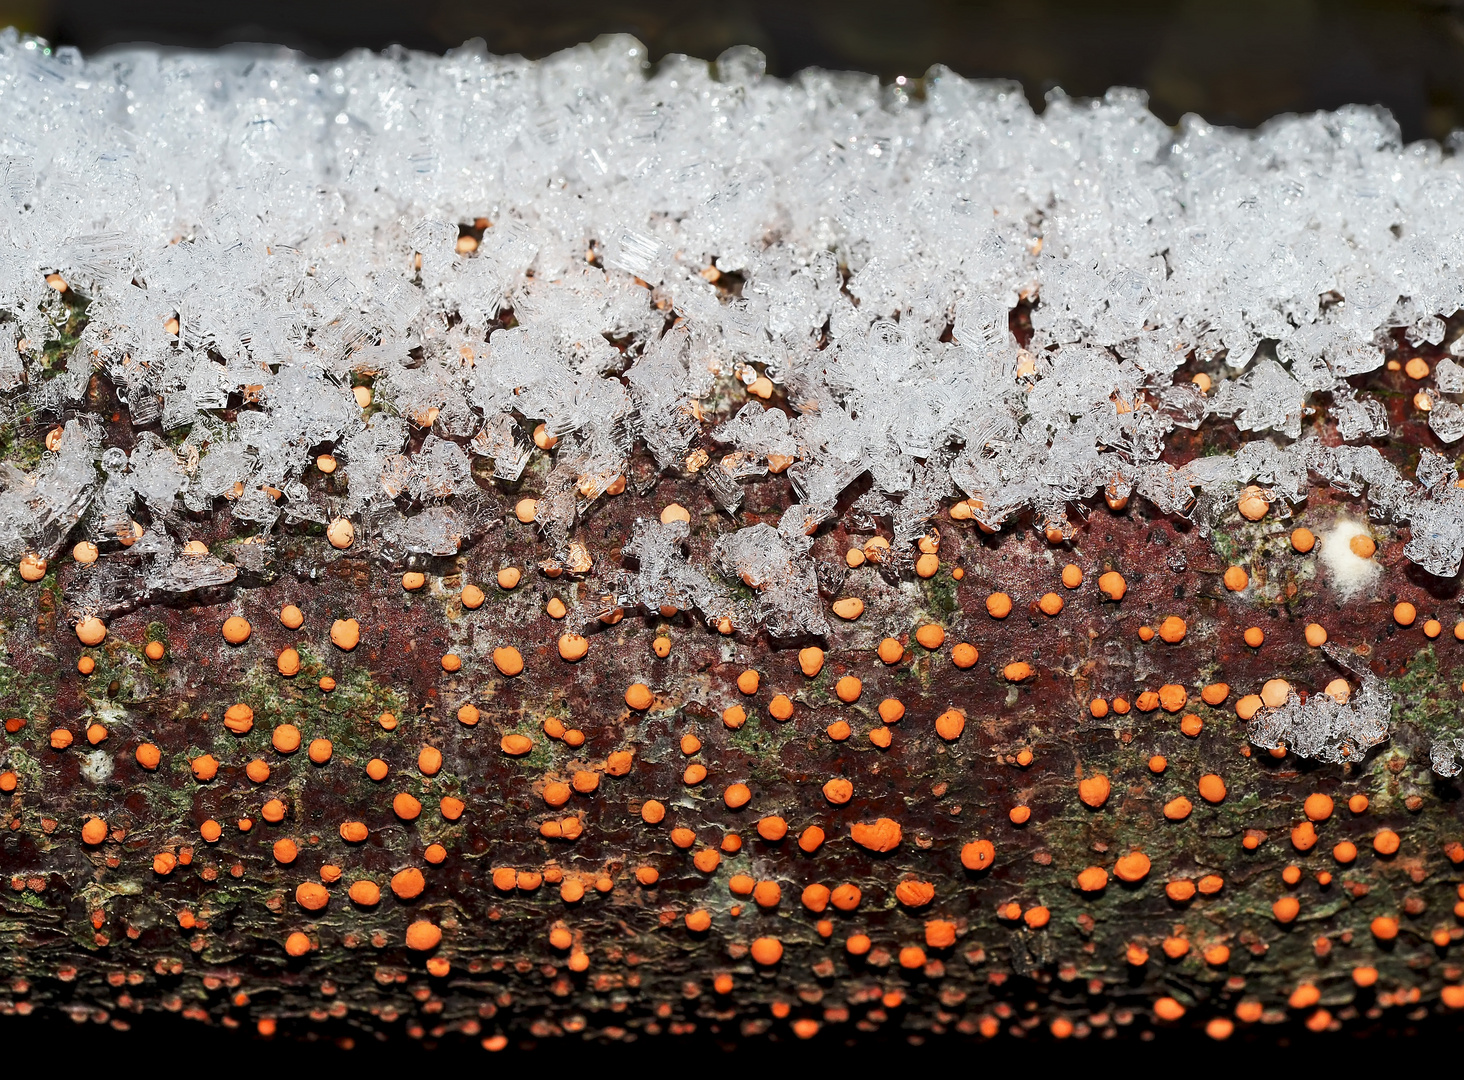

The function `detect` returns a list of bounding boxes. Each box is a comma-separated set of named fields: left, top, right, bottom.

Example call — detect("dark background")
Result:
left=0, top=0, right=1455, bottom=1067
left=5, top=0, right=1464, bottom=143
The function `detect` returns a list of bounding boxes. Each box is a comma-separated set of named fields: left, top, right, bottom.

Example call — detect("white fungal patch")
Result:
left=1318, top=519, right=1381, bottom=600
left=80, top=750, right=113, bottom=785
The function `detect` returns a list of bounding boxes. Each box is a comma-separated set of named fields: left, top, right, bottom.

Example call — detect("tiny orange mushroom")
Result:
left=405, top=921, right=442, bottom=951
left=961, top=839, right=995, bottom=871
left=501, top=734, right=533, bottom=756
left=757, top=816, right=788, bottom=842
left=850, top=818, right=902, bottom=852
left=1163, top=797, right=1192, bottom=822
left=951, top=642, right=979, bottom=668
left=749, top=937, right=783, bottom=966
left=914, top=624, right=945, bottom=649
left=822, top=778, right=853, bottom=804
left=894, top=879, right=935, bottom=907
left=271, top=724, right=301, bottom=754
left=557, top=634, right=588, bottom=662
left=1273, top=896, right=1300, bottom=923
left=898, top=946, right=926, bottom=970
left=329, top=618, right=360, bottom=650
left=1078, top=774, right=1111, bottom=808
left=223, top=703, right=255, bottom=734
left=1076, top=866, right=1108, bottom=892
left=1154, top=997, right=1186, bottom=1022
left=1304, top=793, right=1334, bottom=822
left=75, top=617, right=107, bottom=646
left=492, top=647, right=524, bottom=677
left=1113, top=851, right=1151, bottom=882
left=935, top=708, right=966, bottom=740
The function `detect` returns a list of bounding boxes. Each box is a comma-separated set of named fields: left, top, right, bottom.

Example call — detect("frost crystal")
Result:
left=1247, top=645, right=1392, bottom=764
left=1431, top=737, right=1464, bottom=778
left=618, top=519, right=730, bottom=622
left=714, top=521, right=828, bottom=639
left=2, top=31, right=1464, bottom=603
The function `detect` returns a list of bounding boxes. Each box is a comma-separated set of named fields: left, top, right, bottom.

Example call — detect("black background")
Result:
left=0, top=0, right=1456, bottom=1069
left=5, top=0, right=1464, bottom=143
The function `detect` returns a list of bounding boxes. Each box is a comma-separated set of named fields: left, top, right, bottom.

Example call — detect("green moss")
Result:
left=0, top=426, right=45, bottom=472
left=1387, top=645, right=1457, bottom=742
left=1207, top=524, right=1240, bottom=568
left=321, top=664, right=406, bottom=728
left=726, top=713, right=799, bottom=787
left=237, top=660, right=312, bottom=729
left=158, top=750, right=215, bottom=819
left=1207, top=516, right=1297, bottom=578
left=793, top=664, right=837, bottom=710
left=922, top=571, right=958, bottom=617
left=0, top=633, right=60, bottom=727
left=36, top=295, right=89, bottom=377
left=907, top=653, right=937, bottom=692
left=1, top=749, right=42, bottom=790
left=510, top=725, right=553, bottom=774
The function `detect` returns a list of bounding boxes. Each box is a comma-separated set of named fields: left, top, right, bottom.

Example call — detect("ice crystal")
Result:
left=618, top=518, right=730, bottom=622
left=1247, top=645, right=1393, bottom=764
left=0, top=30, right=1463, bottom=607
